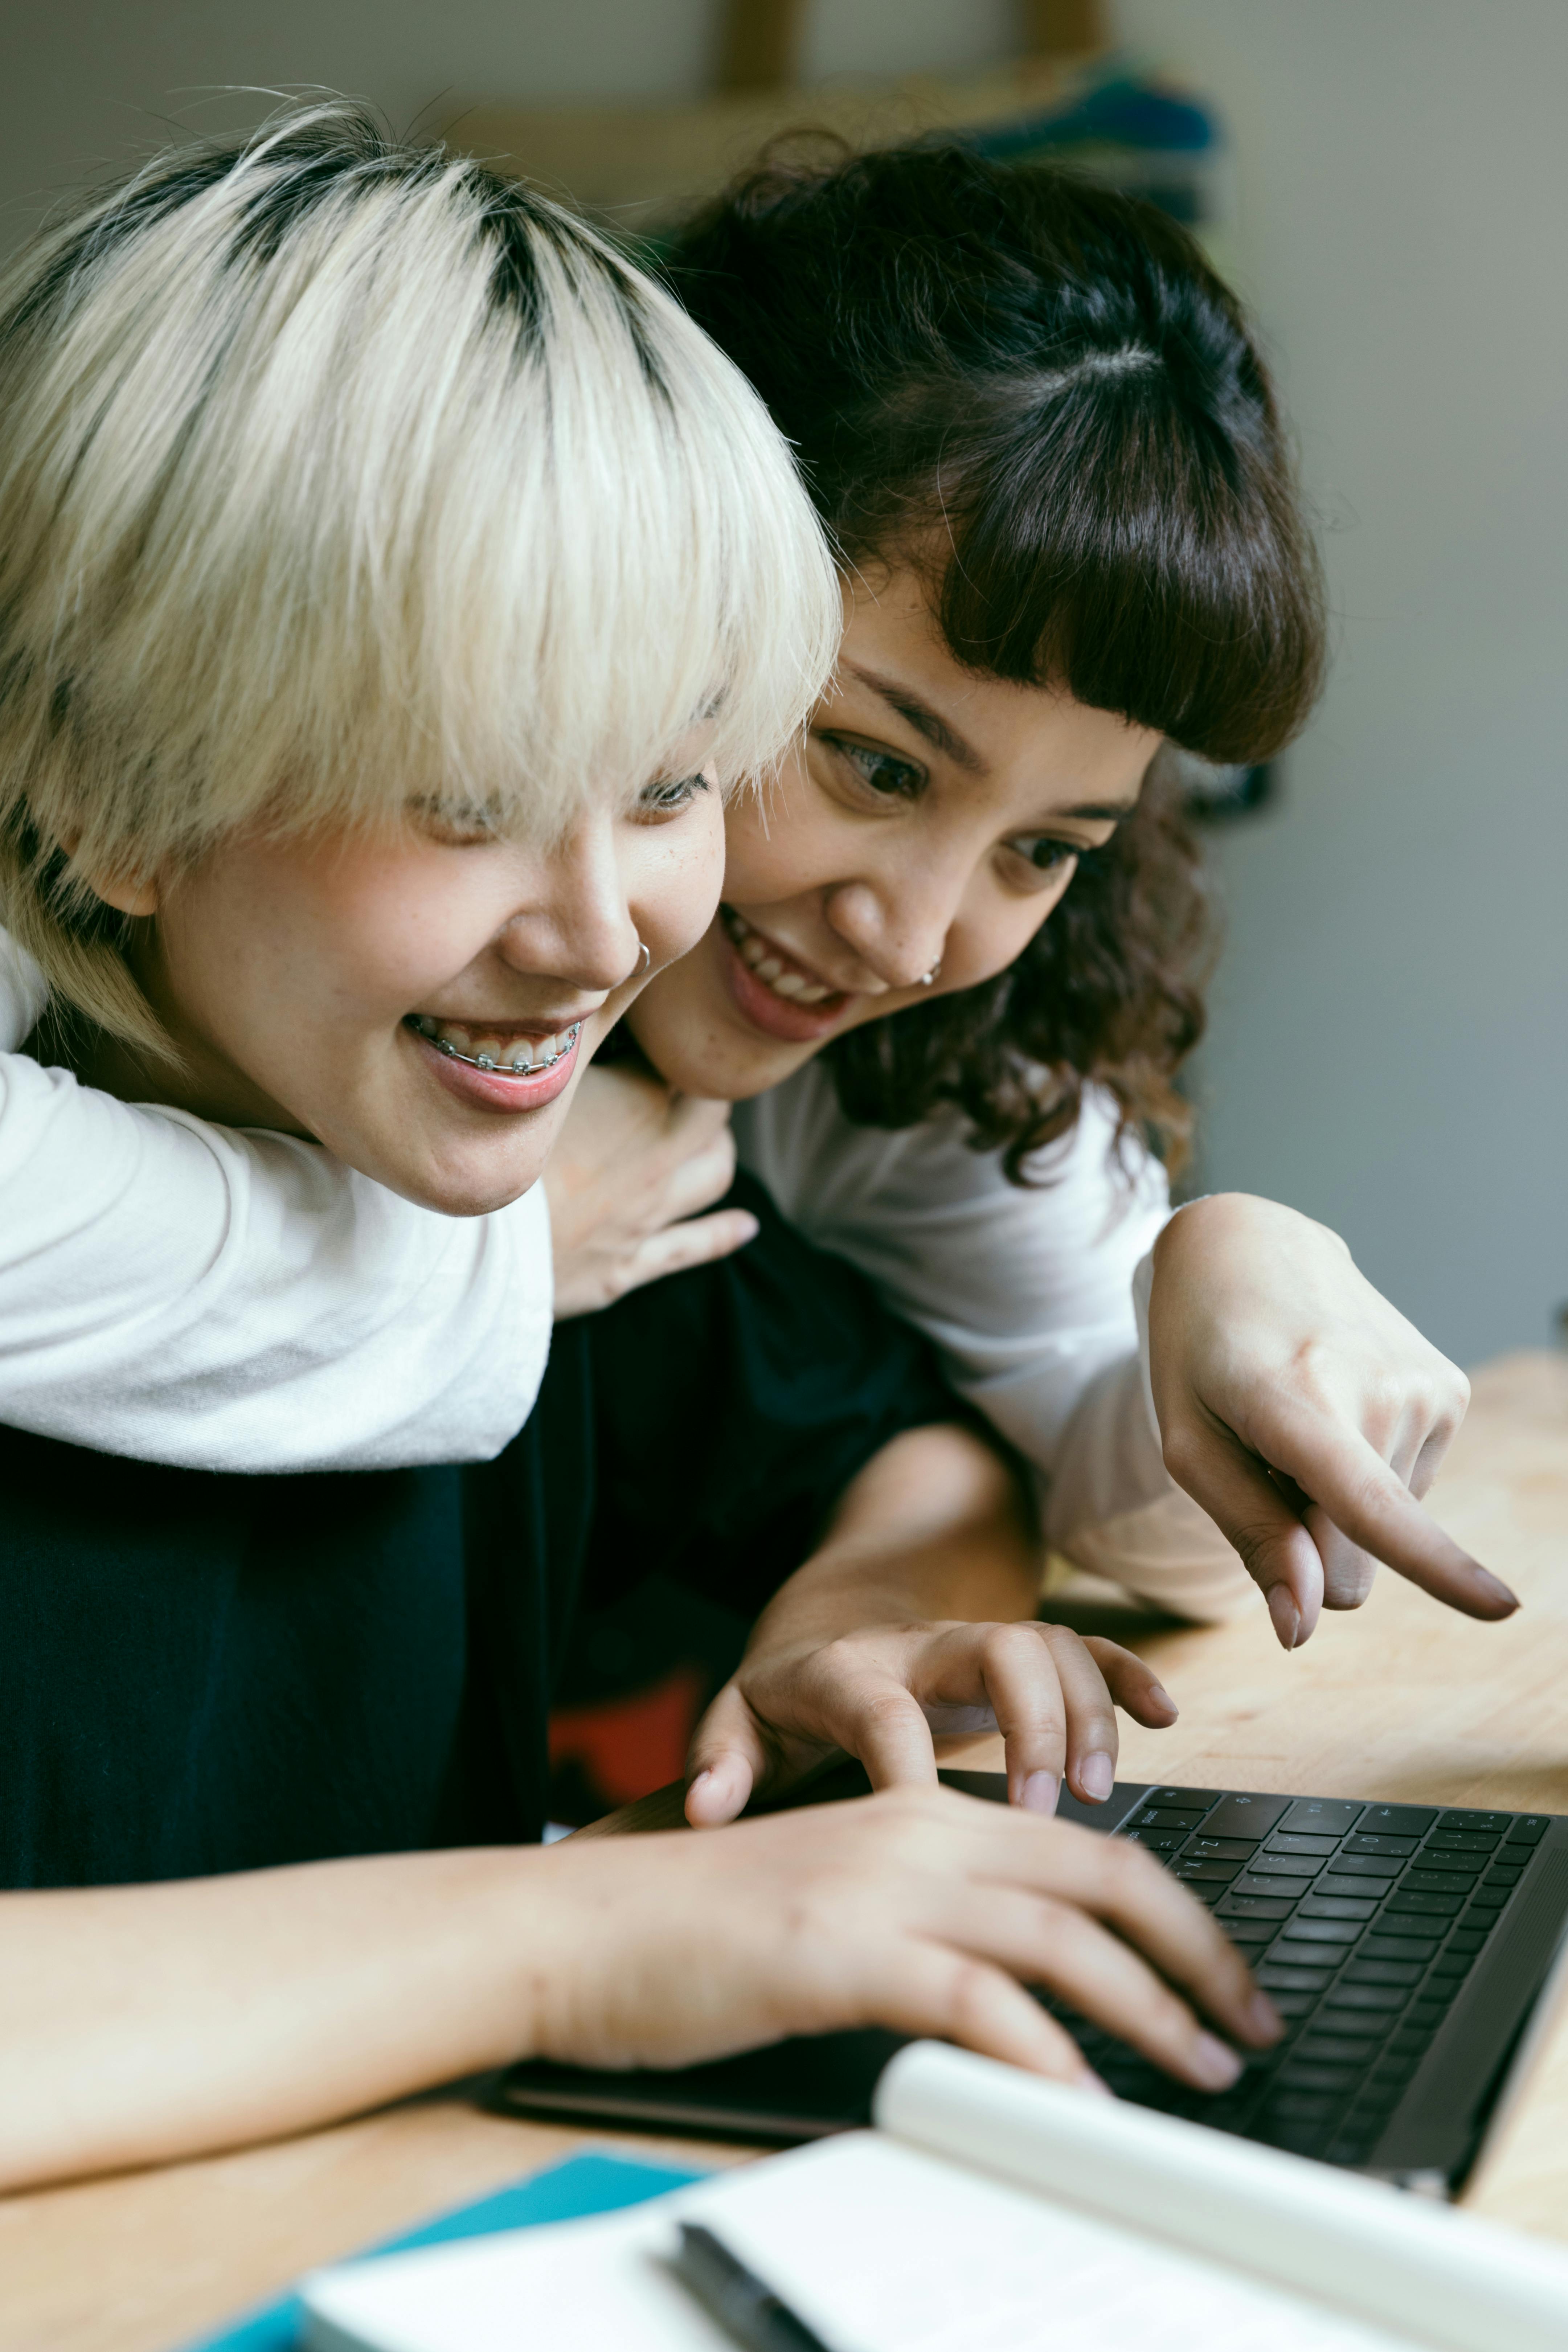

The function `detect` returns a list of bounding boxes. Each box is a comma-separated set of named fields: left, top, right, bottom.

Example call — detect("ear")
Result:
left=85, top=871, right=159, bottom=919
left=55, top=833, right=159, bottom=920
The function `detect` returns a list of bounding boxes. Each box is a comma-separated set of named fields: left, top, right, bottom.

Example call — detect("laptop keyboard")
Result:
left=1050, top=1785, right=1548, bottom=2165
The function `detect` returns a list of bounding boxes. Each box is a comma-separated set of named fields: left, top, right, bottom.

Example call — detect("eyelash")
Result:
left=637, top=773, right=710, bottom=816
left=828, top=738, right=925, bottom=800
left=1008, top=836, right=1081, bottom=874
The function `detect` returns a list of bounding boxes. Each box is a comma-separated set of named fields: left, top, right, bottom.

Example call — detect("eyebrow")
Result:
left=842, top=664, right=1143, bottom=820
left=843, top=663, right=987, bottom=772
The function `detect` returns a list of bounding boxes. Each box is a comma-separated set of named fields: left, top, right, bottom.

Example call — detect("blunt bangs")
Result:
left=0, top=103, right=838, bottom=1048
left=929, top=356, right=1324, bottom=766
left=671, top=143, right=1324, bottom=769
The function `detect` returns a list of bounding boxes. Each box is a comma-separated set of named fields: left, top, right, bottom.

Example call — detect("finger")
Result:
left=1251, top=1410, right=1517, bottom=1621
left=659, top=1131, right=740, bottom=1223
left=1161, top=1411, right=1326, bottom=1647
left=832, top=1680, right=942, bottom=1791
left=685, top=1684, right=771, bottom=1827
left=1007, top=1626, right=1116, bottom=1810
left=623, top=1208, right=760, bottom=1295
left=943, top=1883, right=1260, bottom=2093
left=954, top=1799, right=1277, bottom=2053
left=943, top=1624, right=1065, bottom=1815
left=1080, top=1637, right=1179, bottom=1730
left=825, top=1932, right=1108, bottom=2087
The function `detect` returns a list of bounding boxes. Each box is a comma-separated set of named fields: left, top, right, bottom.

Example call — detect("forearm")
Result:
left=0, top=1847, right=556, bottom=2191
left=742, top=1423, right=1040, bottom=1656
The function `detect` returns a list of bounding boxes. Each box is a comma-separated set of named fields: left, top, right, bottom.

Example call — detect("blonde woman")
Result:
left=0, top=111, right=1280, bottom=2191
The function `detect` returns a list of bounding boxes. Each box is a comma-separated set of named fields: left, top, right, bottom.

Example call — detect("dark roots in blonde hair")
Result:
left=667, top=142, right=1326, bottom=1178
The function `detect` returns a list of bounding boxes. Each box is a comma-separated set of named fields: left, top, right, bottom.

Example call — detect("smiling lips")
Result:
left=408, top=1014, right=582, bottom=1075
left=719, top=907, right=858, bottom=1045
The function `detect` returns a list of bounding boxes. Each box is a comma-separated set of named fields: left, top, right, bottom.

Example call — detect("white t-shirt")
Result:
left=735, top=1065, right=1257, bottom=1621
left=0, top=935, right=551, bottom=1473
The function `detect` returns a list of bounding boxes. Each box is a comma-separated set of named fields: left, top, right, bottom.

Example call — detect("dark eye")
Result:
left=638, top=773, right=709, bottom=815
left=1008, top=835, right=1081, bottom=873
left=833, top=740, right=925, bottom=800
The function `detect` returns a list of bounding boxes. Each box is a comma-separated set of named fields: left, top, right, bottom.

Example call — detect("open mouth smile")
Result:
left=717, top=907, right=864, bottom=1047
left=405, top=1015, right=583, bottom=1075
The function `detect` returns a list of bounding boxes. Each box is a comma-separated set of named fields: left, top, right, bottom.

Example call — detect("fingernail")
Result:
left=1079, top=1751, right=1115, bottom=1803
left=1148, top=1683, right=1178, bottom=1718
left=1266, top=1587, right=1301, bottom=1651
left=1020, top=1771, right=1059, bottom=1816
left=1190, top=2033, right=1244, bottom=2091
left=689, top=1769, right=711, bottom=1791
left=1248, top=1991, right=1286, bottom=2042
left=1474, top=1569, right=1519, bottom=1614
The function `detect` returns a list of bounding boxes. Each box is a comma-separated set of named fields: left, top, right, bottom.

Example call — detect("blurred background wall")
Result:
left=1, top=0, right=1564, bottom=1369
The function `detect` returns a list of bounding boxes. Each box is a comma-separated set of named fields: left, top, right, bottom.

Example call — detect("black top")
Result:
left=0, top=1175, right=957, bottom=1889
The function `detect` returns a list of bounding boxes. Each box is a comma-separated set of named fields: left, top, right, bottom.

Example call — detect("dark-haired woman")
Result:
left=543, top=145, right=1515, bottom=1820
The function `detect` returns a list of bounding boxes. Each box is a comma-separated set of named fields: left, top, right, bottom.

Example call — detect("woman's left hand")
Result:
left=1146, top=1193, right=1518, bottom=1649
left=684, top=1617, right=1178, bottom=1827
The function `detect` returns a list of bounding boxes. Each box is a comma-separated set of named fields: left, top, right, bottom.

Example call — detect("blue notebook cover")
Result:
left=182, top=2149, right=707, bottom=2352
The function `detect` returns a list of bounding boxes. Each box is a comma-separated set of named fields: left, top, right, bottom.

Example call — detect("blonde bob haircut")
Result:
left=0, top=102, right=839, bottom=1054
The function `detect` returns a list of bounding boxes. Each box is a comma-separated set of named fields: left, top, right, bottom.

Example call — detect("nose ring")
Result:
left=918, top=961, right=941, bottom=987
left=634, top=939, right=651, bottom=979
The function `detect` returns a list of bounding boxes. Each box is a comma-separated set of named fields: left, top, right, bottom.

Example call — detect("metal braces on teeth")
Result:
left=408, top=1017, right=582, bottom=1075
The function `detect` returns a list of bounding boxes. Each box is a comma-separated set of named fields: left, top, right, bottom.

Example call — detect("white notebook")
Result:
left=300, top=2042, right=1568, bottom=2352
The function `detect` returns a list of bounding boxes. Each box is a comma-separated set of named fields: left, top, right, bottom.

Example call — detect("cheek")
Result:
left=634, top=796, right=726, bottom=964
left=947, top=873, right=1070, bottom=988
left=722, top=766, right=836, bottom=904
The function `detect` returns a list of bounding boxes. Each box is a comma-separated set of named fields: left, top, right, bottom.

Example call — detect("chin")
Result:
left=384, top=1157, right=547, bottom=1220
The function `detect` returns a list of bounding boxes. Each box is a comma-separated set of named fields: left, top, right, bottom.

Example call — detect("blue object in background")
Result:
left=180, top=2150, right=707, bottom=2352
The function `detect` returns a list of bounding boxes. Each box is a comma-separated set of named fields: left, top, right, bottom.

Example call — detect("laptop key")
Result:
left=1218, top=1894, right=1296, bottom=1921
left=1362, top=1934, right=1440, bottom=1960
left=1506, top=1816, right=1549, bottom=1845
left=1427, top=1829, right=1501, bottom=1853
left=1357, top=1806, right=1437, bottom=1837
left=1322, top=1984, right=1407, bottom=2012
left=1386, top=1890, right=1463, bottom=1917
left=1265, top=1833, right=1340, bottom=1857
left=1237, top=1874, right=1317, bottom=1899
left=1438, top=1812, right=1512, bottom=1833
left=1280, top=1799, right=1363, bottom=1836
left=1344, top=1960, right=1424, bottom=1985
left=1318, top=1853, right=1401, bottom=1878
left=1272, top=1917, right=1361, bottom=1945
left=1172, top=1860, right=1244, bottom=1882
left=1295, top=2036, right=1380, bottom=2065
left=1277, top=2062, right=1360, bottom=2090
left=1182, top=1837, right=1258, bottom=1861
left=1342, top=1835, right=1418, bottom=1858
left=1298, top=1895, right=1378, bottom=1921
left=1406, top=1869, right=1483, bottom=1894
left=1195, top=1794, right=1291, bottom=1839
left=1130, top=1808, right=1206, bottom=1830
left=1257, top=1966, right=1337, bottom=1992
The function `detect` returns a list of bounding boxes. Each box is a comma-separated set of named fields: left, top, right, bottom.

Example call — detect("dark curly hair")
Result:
left=664, top=142, right=1326, bottom=1179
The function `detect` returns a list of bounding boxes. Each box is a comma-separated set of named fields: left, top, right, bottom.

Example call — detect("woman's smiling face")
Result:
left=627, top=568, right=1164, bottom=1102
left=100, top=764, right=724, bottom=1217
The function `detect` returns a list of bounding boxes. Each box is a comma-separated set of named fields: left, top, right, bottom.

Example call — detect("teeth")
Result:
left=755, top=956, right=785, bottom=983
left=410, top=1017, right=582, bottom=1077
left=770, top=971, right=809, bottom=999
left=795, top=983, right=831, bottom=1004
left=739, top=935, right=767, bottom=970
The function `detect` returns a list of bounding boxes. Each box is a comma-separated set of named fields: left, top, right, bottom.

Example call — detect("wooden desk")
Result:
left=3, top=1351, right=1564, bottom=2352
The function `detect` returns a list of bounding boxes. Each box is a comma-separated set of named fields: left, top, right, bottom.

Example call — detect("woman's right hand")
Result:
left=528, top=1786, right=1282, bottom=2093
left=544, top=1062, right=756, bottom=1316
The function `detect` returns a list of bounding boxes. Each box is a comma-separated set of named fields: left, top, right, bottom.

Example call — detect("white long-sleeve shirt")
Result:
left=0, top=935, right=551, bottom=1473
left=0, top=929, right=1249, bottom=1613
left=735, top=1066, right=1257, bottom=1621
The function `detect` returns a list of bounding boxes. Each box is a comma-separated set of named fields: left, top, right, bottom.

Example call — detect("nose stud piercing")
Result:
left=634, top=940, right=651, bottom=979
left=918, top=962, right=941, bottom=987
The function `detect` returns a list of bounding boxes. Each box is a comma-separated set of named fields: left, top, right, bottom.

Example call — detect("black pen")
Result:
left=672, top=2221, right=835, bottom=2352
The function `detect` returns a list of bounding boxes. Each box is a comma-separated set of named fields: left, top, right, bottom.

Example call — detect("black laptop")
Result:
left=495, top=1765, right=1568, bottom=2196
